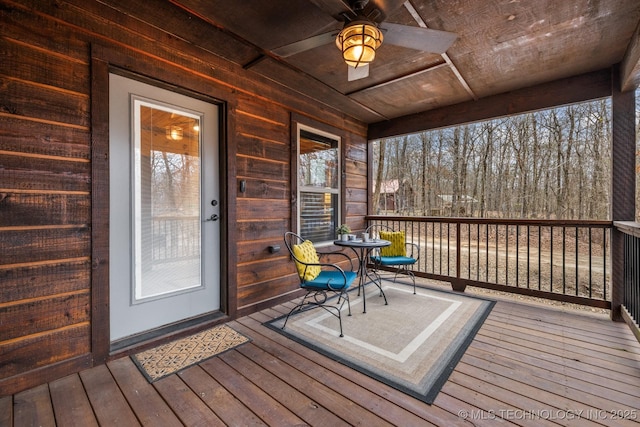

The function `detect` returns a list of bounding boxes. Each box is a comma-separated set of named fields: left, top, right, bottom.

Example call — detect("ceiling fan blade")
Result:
left=348, top=64, right=369, bottom=81
left=272, top=31, right=337, bottom=57
left=381, top=22, right=457, bottom=54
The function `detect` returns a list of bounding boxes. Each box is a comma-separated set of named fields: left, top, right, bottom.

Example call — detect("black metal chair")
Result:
left=366, top=224, right=420, bottom=294
left=283, top=232, right=357, bottom=337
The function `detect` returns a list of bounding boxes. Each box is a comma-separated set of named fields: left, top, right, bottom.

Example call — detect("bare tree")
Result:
left=372, top=138, right=386, bottom=214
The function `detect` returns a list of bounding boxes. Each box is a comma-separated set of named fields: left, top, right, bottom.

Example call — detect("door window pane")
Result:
left=133, top=99, right=202, bottom=301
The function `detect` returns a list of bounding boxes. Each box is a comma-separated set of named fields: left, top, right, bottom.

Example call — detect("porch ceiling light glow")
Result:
left=166, top=125, right=183, bottom=141
left=335, top=20, right=383, bottom=68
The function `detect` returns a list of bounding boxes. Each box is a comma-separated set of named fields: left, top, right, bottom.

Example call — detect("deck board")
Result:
left=13, top=384, right=55, bottom=427
left=454, top=359, right=605, bottom=427
left=177, top=365, right=267, bottom=426
left=4, top=285, right=640, bottom=426
left=234, top=341, right=372, bottom=426
left=219, top=346, right=349, bottom=426
left=49, top=374, right=98, bottom=427
left=0, top=396, right=12, bottom=427
left=445, top=370, right=561, bottom=427
left=153, top=374, right=225, bottom=426
left=79, top=364, right=141, bottom=426
left=106, top=357, right=183, bottom=427
left=482, top=318, right=640, bottom=364
left=199, top=356, right=305, bottom=426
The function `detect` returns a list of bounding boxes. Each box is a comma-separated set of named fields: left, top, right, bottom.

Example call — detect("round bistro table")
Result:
left=334, top=238, right=391, bottom=313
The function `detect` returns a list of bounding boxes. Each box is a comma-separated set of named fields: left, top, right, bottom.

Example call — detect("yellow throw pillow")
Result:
left=292, top=240, right=321, bottom=281
left=379, top=231, right=406, bottom=257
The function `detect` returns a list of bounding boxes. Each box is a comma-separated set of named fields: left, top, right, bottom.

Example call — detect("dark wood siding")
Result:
left=0, top=0, right=367, bottom=395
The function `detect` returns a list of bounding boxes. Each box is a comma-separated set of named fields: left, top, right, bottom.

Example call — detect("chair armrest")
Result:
left=406, top=242, right=420, bottom=261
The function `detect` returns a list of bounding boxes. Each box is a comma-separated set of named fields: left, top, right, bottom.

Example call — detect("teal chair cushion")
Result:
left=303, top=270, right=357, bottom=290
left=371, top=255, right=417, bottom=266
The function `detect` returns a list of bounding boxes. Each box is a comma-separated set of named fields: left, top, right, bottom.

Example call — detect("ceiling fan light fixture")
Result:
left=166, top=125, right=183, bottom=141
left=336, top=20, right=383, bottom=68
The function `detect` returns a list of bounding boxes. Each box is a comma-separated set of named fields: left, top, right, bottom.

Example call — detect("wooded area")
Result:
left=372, top=97, right=640, bottom=221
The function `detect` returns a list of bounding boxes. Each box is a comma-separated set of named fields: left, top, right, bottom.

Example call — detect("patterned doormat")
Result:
left=131, top=324, right=250, bottom=382
left=266, top=281, right=494, bottom=404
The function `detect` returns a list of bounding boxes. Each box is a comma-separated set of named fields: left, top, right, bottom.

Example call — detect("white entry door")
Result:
left=109, top=73, right=220, bottom=342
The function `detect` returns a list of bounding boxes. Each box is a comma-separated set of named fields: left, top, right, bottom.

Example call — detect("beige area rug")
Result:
left=266, top=281, right=494, bottom=404
left=131, top=324, right=250, bottom=382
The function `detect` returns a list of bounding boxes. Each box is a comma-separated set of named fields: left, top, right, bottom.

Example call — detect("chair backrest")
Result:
left=283, top=232, right=321, bottom=282
left=365, top=224, right=394, bottom=238
left=284, top=231, right=305, bottom=255
left=366, top=224, right=406, bottom=257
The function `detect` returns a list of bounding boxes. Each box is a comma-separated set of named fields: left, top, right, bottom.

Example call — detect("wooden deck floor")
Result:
left=2, top=284, right=640, bottom=426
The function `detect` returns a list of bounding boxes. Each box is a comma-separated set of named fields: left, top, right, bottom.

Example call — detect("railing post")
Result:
left=611, top=66, right=636, bottom=321
left=452, top=222, right=466, bottom=292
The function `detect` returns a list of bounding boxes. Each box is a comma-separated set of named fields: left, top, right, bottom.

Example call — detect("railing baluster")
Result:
left=495, top=224, right=499, bottom=283
left=550, top=226, right=554, bottom=293
left=439, top=222, right=443, bottom=275
left=447, top=223, right=451, bottom=276
left=466, top=223, right=470, bottom=279
left=538, top=225, right=542, bottom=290
left=431, top=221, right=435, bottom=274
left=575, top=226, right=579, bottom=296
left=486, top=224, right=489, bottom=282
left=526, top=225, right=530, bottom=289
left=562, top=226, right=566, bottom=294
left=516, top=225, right=520, bottom=287
left=629, top=234, right=632, bottom=315
left=636, top=236, right=639, bottom=324
left=505, top=224, right=509, bottom=286
left=633, top=234, right=637, bottom=323
left=603, top=228, right=607, bottom=301
left=589, top=227, right=593, bottom=298
left=477, top=223, right=481, bottom=281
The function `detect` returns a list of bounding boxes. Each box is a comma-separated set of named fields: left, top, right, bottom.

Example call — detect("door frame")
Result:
left=90, top=45, right=237, bottom=362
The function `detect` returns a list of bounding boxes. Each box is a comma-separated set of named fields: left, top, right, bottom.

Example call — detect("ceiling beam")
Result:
left=404, top=0, right=477, bottom=100
left=621, top=19, right=640, bottom=92
left=368, top=68, right=612, bottom=140
left=345, top=62, right=447, bottom=96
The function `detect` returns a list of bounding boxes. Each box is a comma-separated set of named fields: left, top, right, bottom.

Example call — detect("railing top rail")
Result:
left=366, top=215, right=613, bottom=227
left=614, top=221, right=640, bottom=238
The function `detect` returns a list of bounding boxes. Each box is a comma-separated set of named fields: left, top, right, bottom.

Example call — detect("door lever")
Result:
left=204, top=214, right=219, bottom=222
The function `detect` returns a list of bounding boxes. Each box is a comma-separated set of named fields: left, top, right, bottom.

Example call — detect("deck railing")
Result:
left=615, top=222, right=640, bottom=333
left=366, top=215, right=612, bottom=308
left=151, top=215, right=200, bottom=262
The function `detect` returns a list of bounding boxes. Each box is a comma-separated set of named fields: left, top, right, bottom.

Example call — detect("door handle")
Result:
left=205, top=214, right=219, bottom=222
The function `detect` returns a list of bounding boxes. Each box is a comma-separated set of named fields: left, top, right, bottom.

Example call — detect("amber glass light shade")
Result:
left=165, top=125, right=183, bottom=141
left=335, top=21, right=383, bottom=68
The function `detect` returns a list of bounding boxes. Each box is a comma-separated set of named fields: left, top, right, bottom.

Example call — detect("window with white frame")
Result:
left=297, top=126, right=340, bottom=243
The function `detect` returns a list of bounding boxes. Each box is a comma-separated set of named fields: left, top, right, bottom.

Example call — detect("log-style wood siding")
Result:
left=0, top=0, right=366, bottom=396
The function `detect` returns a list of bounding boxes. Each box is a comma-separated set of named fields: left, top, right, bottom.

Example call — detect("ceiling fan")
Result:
left=271, top=0, right=457, bottom=81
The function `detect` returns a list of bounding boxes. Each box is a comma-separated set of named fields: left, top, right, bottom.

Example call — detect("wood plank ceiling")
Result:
left=169, top=0, right=640, bottom=124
